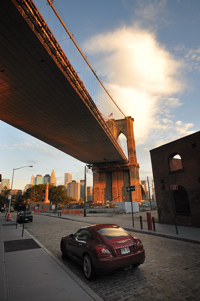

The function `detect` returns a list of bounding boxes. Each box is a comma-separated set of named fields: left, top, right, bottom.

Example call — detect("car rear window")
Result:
left=97, top=227, right=129, bottom=239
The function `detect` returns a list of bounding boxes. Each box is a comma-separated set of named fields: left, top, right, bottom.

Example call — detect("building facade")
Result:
left=0, top=179, right=10, bottom=192
left=43, top=174, right=50, bottom=184
left=34, top=175, right=43, bottom=185
left=80, top=180, right=85, bottom=200
left=150, top=131, right=200, bottom=227
left=67, top=180, right=80, bottom=201
left=87, top=186, right=93, bottom=203
left=64, top=173, right=72, bottom=188
left=50, top=170, right=56, bottom=186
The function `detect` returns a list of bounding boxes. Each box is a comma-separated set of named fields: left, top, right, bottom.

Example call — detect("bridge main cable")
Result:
left=46, top=0, right=126, bottom=118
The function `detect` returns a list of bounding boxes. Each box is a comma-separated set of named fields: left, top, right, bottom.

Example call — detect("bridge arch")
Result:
left=117, top=132, right=128, bottom=159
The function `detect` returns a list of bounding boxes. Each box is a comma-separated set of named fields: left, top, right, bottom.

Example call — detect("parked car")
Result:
left=60, top=223, right=145, bottom=280
left=17, top=211, right=33, bottom=223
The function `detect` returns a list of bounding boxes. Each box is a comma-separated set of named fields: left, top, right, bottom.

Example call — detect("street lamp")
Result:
left=8, top=165, right=33, bottom=217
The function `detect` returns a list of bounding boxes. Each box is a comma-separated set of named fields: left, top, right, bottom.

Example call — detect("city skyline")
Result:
left=1, top=1, right=200, bottom=190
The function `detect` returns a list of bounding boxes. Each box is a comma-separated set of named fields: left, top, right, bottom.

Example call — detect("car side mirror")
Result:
left=69, top=234, right=74, bottom=238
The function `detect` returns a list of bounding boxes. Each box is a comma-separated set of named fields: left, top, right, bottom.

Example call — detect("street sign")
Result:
left=170, top=185, right=178, bottom=190
left=126, top=186, right=135, bottom=192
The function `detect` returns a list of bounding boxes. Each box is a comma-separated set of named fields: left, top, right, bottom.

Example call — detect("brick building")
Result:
left=150, top=131, right=200, bottom=227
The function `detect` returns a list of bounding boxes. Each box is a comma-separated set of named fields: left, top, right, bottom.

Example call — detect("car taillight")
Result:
left=95, top=246, right=111, bottom=256
left=135, top=239, right=143, bottom=250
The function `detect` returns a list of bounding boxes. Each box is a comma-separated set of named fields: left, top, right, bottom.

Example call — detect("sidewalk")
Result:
left=48, top=210, right=200, bottom=244
left=0, top=213, right=103, bottom=301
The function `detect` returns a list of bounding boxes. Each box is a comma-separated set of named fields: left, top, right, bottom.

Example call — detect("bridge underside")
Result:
left=0, top=0, right=126, bottom=165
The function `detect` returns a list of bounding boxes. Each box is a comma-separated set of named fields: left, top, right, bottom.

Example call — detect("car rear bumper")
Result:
left=17, top=217, right=32, bottom=222
left=92, top=249, right=145, bottom=274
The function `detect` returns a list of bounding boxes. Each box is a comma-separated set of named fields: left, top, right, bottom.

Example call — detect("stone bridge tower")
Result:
left=93, top=116, right=142, bottom=205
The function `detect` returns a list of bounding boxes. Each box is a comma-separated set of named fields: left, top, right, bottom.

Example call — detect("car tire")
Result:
left=61, top=243, right=68, bottom=260
left=83, top=254, right=95, bottom=280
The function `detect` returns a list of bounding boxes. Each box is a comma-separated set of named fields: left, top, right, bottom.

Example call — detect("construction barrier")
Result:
left=62, top=209, right=83, bottom=216
left=7, top=213, right=12, bottom=221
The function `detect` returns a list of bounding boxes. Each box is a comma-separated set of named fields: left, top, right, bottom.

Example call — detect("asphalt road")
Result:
left=22, top=214, right=200, bottom=301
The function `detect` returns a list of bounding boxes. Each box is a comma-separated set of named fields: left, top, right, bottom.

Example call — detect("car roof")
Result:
left=82, top=224, right=120, bottom=231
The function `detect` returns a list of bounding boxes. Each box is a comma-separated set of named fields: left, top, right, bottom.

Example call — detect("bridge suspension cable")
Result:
left=43, top=0, right=126, bottom=119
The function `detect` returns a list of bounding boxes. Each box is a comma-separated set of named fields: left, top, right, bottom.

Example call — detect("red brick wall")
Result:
left=150, top=131, right=200, bottom=227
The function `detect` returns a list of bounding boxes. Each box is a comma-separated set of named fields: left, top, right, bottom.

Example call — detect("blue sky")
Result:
left=1, top=0, right=200, bottom=190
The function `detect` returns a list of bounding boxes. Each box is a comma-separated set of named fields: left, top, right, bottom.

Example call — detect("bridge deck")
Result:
left=0, top=0, right=126, bottom=164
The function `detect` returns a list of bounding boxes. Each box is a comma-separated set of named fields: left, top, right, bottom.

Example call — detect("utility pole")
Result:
left=84, top=165, right=87, bottom=217
left=147, top=176, right=152, bottom=211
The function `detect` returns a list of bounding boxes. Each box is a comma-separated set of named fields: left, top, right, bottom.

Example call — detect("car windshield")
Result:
left=97, top=227, right=129, bottom=239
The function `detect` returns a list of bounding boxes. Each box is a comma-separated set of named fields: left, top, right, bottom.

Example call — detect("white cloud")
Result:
left=83, top=25, right=189, bottom=144
left=185, top=47, right=200, bottom=72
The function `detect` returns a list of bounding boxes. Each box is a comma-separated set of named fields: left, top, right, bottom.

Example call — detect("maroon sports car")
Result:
left=60, top=223, right=145, bottom=280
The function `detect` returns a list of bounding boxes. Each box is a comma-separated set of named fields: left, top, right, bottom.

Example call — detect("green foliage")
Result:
left=13, top=184, right=72, bottom=207
left=0, top=186, right=10, bottom=208
left=14, top=194, right=26, bottom=211
left=49, top=185, right=69, bottom=204
left=28, top=184, right=46, bottom=202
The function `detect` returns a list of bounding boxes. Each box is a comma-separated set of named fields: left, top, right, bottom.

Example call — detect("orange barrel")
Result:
left=7, top=213, right=12, bottom=221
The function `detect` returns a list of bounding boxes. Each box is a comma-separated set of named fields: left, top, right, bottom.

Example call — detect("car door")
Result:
left=69, top=229, right=93, bottom=262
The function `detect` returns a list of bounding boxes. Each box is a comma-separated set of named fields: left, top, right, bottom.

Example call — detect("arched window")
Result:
left=173, top=186, right=191, bottom=215
left=117, top=132, right=128, bottom=159
left=169, top=153, right=183, bottom=172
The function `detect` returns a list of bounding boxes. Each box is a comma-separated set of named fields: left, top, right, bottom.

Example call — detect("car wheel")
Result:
left=61, top=243, right=68, bottom=260
left=83, top=254, right=95, bottom=280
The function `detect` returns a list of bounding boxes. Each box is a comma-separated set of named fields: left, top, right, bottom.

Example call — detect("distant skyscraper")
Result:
left=0, top=179, right=10, bottom=192
left=87, top=186, right=93, bottom=203
left=31, top=175, right=34, bottom=186
left=67, top=181, right=80, bottom=201
left=44, top=174, right=50, bottom=184
left=24, top=184, right=32, bottom=192
left=34, top=175, right=43, bottom=185
left=64, top=173, right=72, bottom=188
left=50, top=170, right=56, bottom=186
left=80, top=180, right=85, bottom=200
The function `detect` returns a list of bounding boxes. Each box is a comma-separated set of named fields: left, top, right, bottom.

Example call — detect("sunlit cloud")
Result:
left=83, top=25, right=189, bottom=145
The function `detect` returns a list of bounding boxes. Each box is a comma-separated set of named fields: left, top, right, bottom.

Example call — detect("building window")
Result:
left=169, top=153, right=183, bottom=172
left=173, top=186, right=191, bottom=215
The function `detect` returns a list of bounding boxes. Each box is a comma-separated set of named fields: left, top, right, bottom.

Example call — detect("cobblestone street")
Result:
left=24, top=214, right=200, bottom=301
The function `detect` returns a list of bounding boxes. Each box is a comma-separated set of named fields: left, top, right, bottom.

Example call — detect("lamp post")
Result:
left=8, top=165, right=33, bottom=217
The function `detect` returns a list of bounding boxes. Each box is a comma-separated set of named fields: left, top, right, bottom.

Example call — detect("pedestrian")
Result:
left=58, top=206, right=62, bottom=217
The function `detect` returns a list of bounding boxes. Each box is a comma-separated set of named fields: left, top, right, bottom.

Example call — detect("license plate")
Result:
left=121, top=247, right=130, bottom=255
left=25, top=218, right=28, bottom=221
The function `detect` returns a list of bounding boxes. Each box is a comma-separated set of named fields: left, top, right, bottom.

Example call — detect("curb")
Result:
left=24, top=227, right=103, bottom=301
left=40, top=213, right=200, bottom=245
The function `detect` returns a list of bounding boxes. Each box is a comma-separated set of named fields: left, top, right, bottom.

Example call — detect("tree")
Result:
left=13, top=184, right=70, bottom=207
left=14, top=194, right=26, bottom=211
left=28, top=184, right=46, bottom=202
left=49, top=185, right=69, bottom=205
left=79, top=197, right=83, bottom=203
left=0, top=186, right=10, bottom=209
